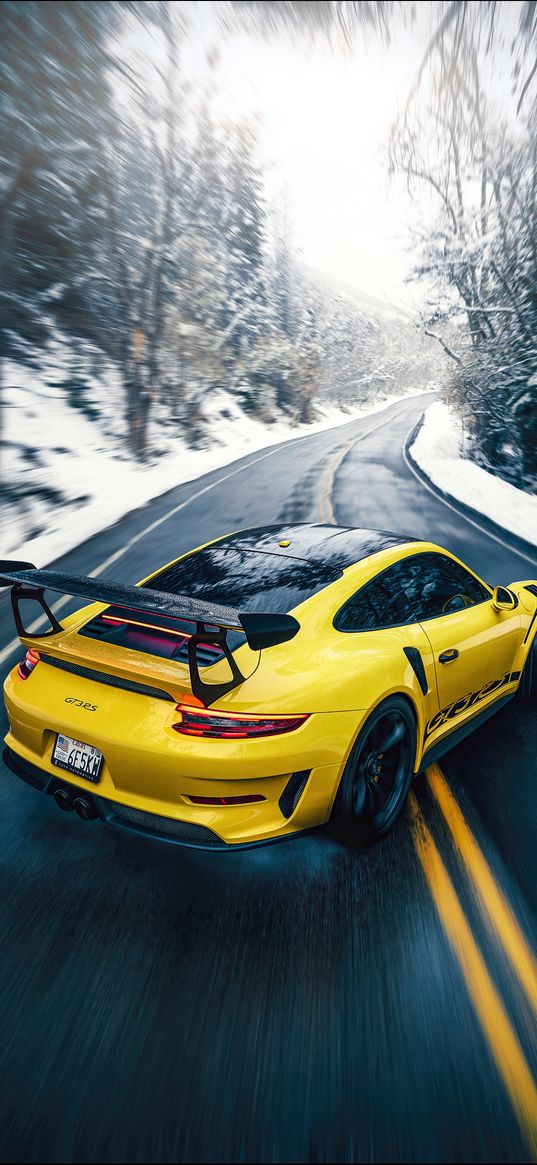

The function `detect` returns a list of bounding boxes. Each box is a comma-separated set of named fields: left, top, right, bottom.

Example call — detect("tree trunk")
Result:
left=126, top=373, right=149, bottom=458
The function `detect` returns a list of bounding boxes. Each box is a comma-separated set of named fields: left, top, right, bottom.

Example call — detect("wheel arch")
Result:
left=330, top=691, right=418, bottom=838
left=387, top=690, right=421, bottom=772
left=370, top=688, right=422, bottom=771
left=337, top=689, right=421, bottom=793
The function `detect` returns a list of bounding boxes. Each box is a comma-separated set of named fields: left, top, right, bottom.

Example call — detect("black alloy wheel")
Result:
left=335, top=696, right=416, bottom=842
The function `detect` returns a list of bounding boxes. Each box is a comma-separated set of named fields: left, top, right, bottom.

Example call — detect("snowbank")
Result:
left=410, top=401, right=537, bottom=550
left=2, top=345, right=428, bottom=567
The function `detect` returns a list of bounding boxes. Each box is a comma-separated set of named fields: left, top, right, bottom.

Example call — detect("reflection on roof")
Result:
left=220, top=524, right=416, bottom=570
left=146, top=524, right=416, bottom=616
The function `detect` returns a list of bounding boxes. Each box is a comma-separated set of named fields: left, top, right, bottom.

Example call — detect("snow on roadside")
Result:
left=2, top=350, right=430, bottom=567
left=410, top=401, right=537, bottom=551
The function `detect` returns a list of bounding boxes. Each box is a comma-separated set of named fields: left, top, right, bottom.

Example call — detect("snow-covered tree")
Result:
left=0, top=0, right=117, bottom=436
left=1, top=0, right=436, bottom=466
left=390, top=11, right=537, bottom=487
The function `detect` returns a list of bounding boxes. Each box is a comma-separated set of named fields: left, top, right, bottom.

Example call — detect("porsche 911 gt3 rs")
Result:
left=2, top=524, right=537, bottom=849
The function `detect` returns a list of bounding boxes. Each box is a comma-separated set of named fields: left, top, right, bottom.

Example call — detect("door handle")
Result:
left=439, top=648, right=460, bottom=664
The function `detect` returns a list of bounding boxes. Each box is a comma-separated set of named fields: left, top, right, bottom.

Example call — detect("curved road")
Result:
left=1, top=393, right=536, bottom=1163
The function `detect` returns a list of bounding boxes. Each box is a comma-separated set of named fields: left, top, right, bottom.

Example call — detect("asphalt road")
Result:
left=1, top=392, right=536, bottom=1163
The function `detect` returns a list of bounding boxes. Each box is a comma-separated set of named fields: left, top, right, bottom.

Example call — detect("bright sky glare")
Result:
left=185, top=6, right=433, bottom=308
left=125, top=3, right=521, bottom=312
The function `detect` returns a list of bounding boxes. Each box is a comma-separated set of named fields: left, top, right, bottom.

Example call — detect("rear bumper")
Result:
left=4, top=662, right=357, bottom=844
left=3, top=747, right=313, bottom=851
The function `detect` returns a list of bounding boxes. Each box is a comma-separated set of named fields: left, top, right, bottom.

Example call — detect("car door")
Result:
left=395, top=552, right=521, bottom=733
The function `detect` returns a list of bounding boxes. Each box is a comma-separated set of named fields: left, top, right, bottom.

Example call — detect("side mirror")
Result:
left=491, top=585, right=516, bottom=612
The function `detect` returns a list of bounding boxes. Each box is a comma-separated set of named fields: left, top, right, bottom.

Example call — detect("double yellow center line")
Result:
left=410, top=768, right=537, bottom=1157
left=313, top=408, right=537, bottom=1149
left=316, top=404, right=412, bottom=525
left=317, top=441, right=351, bottom=523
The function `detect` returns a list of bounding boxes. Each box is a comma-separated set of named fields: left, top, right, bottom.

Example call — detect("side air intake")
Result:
left=279, top=771, right=310, bottom=819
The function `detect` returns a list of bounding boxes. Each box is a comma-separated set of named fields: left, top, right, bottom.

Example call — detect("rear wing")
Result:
left=0, top=561, right=300, bottom=706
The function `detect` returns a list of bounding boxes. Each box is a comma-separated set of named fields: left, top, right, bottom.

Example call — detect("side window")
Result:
left=396, top=553, right=490, bottom=621
left=335, top=561, right=418, bottom=632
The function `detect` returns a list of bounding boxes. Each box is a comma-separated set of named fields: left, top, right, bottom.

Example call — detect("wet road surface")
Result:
left=1, top=393, right=536, bottom=1162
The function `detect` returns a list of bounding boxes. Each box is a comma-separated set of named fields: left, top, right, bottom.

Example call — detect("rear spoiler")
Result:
left=0, top=561, right=300, bottom=706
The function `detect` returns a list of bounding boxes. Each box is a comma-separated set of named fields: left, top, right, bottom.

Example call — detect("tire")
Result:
left=334, top=696, right=416, bottom=843
left=519, top=633, right=537, bottom=700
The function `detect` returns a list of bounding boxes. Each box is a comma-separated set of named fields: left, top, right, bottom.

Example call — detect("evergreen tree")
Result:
left=0, top=1, right=117, bottom=407
left=223, top=118, right=267, bottom=359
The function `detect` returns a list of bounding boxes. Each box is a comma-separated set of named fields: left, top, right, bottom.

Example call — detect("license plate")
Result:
left=52, top=734, right=104, bottom=783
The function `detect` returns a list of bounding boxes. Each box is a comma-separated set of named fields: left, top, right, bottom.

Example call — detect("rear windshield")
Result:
left=144, top=547, right=340, bottom=614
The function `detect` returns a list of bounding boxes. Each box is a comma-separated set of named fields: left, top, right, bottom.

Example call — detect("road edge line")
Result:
left=403, top=417, right=537, bottom=567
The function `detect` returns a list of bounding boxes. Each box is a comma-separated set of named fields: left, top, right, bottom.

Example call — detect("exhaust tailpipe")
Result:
left=54, top=787, right=72, bottom=813
left=72, top=796, right=97, bottom=821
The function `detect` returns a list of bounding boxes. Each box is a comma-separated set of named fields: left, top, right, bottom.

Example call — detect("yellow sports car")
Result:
left=2, top=525, right=537, bottom=849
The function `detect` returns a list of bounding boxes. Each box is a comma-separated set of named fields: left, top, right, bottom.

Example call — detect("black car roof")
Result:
left=145, top=524, right=417, bottom=619
left=215, top=524, right=416, bottom=570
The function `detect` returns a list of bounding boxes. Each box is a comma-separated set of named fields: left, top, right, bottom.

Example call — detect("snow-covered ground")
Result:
left=2, top=339, right=429, bottom=567
left=410, top=401, right=537, bottom=550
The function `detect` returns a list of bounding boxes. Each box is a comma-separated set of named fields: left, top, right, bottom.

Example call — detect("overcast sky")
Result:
left=132, top=2, right=519, bottom=312
left=183, top=5, right=435, bottom=309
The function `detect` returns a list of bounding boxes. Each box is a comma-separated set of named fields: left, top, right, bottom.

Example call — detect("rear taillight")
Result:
left=172, top=704, right=309, bottom=739
left=17, top=649, right=40, bottom=680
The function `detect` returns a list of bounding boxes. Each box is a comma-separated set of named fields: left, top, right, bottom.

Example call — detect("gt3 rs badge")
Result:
left=425, top=669, right=520, bottom=738
left=64, top=697, right=97, bottom=711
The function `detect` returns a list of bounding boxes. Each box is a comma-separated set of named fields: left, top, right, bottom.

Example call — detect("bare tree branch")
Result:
left=516, top=54, right=537, bottom=115
left=423, top=328, right=463, bottom=365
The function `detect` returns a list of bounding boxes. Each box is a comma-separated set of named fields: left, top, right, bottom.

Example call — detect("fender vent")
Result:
left=403, top=646, right=428, bottom=695
left=40, top=655, right=174, bottom=702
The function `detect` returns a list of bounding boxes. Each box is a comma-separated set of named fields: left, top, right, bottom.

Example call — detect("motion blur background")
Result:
left=1, top=0, right=535, bottom=563
left=1, top=4, right=537, bottom=1164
